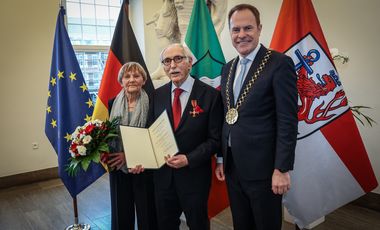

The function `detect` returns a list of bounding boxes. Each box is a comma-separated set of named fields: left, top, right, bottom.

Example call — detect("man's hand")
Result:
left=165, top=154, right=188, bottom=169
left=108, top=152, right=126, bottom=170
left=215, top=163, right=225, bottom=181
left=272, top=169, right=291, bottom=195
left=128, top=165, right=145, bottom=174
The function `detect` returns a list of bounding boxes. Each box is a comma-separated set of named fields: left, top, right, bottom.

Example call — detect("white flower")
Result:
left=330, top=47, right=349, bottom=64
left=72, top=126, right=81, bottom=139
left=93, top=119, right=103, bottom=127
left=330, top=48, right=339, bottom=57
left=82, top=135, right=92, bottom=144
left=77, top=145, right=87, bottom=156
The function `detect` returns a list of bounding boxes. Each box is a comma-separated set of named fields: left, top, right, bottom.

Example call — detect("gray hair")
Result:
left=159, top=43, right=193, bottom=63
left=117, top=62, right=147, bottom=84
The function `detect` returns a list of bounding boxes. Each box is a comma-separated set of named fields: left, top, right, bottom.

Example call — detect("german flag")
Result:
left=92, top=0, right=154, bottom=121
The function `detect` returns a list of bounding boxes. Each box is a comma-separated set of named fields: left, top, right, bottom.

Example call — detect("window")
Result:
left=75, top=50, right=108, bottom=102
left=65, top=0, right=122, bottom=103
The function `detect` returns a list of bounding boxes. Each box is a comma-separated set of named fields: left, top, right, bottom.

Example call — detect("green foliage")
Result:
left=331, top=51, right=376, bottom=127
left=351, top=106, right=377, bottom=127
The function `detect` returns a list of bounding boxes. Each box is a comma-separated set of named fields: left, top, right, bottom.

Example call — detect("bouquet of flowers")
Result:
left=66, top=118, right=119, bottom=176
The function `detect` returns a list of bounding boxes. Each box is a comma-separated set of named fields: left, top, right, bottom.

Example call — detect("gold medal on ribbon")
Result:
left=226, top=108, right=238, bottom=125
left=224, top=50, right=272, bottom=125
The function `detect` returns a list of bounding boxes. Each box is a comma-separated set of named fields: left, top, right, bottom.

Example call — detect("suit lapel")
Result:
left=228, top=58, right=239, bottom=105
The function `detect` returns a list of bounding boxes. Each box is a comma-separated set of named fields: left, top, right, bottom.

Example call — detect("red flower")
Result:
left=70, top=143, right=78, bottom=154
left=85, top=124, right=95, bottom=134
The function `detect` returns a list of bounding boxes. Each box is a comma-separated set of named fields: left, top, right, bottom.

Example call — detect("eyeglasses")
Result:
left=161, top=56, right=187, bottom=66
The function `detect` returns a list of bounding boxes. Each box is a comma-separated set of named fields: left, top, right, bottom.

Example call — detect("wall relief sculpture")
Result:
left=146, top=0, right=227, bottom=88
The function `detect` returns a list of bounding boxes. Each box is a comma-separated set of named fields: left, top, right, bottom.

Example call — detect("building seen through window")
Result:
left=75, top=51, right=108, bottom=102
left=65, top=0, right=122, bottom=104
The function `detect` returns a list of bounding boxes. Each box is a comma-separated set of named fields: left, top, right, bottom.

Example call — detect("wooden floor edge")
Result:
left=1, top=167, right=379, bottom=213
left=0, top=167, right=59, bottom=189
left=351, top=191, right=380, bottom=213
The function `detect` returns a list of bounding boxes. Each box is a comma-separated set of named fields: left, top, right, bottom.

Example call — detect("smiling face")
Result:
left=161, top=45, right=192, bottom=87
left=230, top=9, right=262, bottom=57
left=120, top=70, right=146, bottom=95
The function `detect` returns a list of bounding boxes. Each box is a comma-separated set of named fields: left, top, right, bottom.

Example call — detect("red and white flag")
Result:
left=270, top=0, right=378, bottom=228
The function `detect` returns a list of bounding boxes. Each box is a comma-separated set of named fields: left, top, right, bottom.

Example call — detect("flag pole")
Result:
left=124, top=0, right=129, bottom=16
left=73, top=197, right=79, bottom=225
left=65, top=197, right=90, bottom=230
left=54, top=2, right=90, bottom=230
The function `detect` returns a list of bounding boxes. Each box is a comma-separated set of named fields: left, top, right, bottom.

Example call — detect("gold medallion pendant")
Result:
left=224, top=49, right=272, bottom=126
left=226, top=108, right=238, bottom=125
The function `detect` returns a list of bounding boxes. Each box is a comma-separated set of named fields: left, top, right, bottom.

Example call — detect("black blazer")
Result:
left=220, top=45, right=298, bottom=181
left=148, top=78, right=223, bottom=191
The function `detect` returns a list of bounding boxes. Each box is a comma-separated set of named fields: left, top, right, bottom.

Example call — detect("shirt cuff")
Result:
left=217, top=157, right=223, bottom=164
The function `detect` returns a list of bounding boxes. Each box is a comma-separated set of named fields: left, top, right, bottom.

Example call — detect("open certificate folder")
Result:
left=119, top=110, right=178, bottom=169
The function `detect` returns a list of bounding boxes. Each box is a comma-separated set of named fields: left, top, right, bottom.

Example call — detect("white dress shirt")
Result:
left=232, top=43, right=262, bottom=90
left=171, top=75, right=195, bottom=115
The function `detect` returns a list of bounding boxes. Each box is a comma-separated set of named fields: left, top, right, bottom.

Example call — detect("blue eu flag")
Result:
left=45, top=7, right=105, bottom=197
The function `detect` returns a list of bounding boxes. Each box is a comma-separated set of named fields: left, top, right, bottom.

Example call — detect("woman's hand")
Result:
left=108, top=152, right=126, bottom=170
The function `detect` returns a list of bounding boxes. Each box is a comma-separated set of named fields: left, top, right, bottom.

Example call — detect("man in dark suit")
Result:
left=215, top=4, right=298, bottom=230
left=149, top=43, right=223, bottom=230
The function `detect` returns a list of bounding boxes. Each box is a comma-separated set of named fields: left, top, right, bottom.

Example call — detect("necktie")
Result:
left=233, top=58, right=249, bottom=104
left=172, top=88, right=184, bottom=130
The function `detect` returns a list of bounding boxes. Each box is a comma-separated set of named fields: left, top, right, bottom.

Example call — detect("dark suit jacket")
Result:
left=148, top=78, right=223, bottom=191
left=220, top=45, right=298, bottom=181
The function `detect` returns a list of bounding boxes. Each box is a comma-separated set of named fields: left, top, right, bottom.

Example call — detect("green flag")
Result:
left=184, top=0, right=229, bottom=218
left=184, top=0, right=225, bottom=88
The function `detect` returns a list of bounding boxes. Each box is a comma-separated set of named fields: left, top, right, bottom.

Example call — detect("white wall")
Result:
left=0, top=0, right=379, bottom=194
left=0, top=0, right=58, bottom=176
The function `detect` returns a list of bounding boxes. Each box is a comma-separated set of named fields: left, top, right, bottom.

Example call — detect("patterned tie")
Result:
left=172, top=88, right=184, bottom=130
left=233, top=58, right=249, bottom=104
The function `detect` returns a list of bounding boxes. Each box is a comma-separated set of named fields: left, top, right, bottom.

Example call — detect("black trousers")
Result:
left=225, top=148, right=282, bottom=230
left=154, top=175, right=210, bottom=230
left=109, top=170, right=157, bottom=230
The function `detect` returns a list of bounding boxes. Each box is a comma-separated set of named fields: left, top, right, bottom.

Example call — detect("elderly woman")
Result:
left=107, top=62, right=157, bottom=230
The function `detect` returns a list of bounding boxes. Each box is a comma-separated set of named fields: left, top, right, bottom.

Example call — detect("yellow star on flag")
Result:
left=85, top=98, right=93, bottom=108
left=50, top=77, right=57, bottom=86
left=48, top=90, right=51, bottom=98
left=51, top=119, right=57, bottom=128
left=64, top=133, right=72, bottom=142
left=57, top=70, right=64, bottom=79
left=80, top=83, right=88, bottom=92
left=69, top=72, right=77, bottom=81
left=84, top=114, right=92, bottom=122
left=46, top=106, right=52, bottom=113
